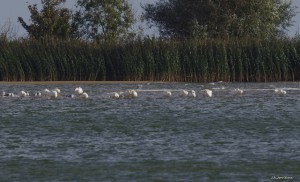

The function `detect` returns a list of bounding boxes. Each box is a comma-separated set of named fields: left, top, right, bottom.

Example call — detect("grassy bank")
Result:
left=0, top=38, right=299, bottom=82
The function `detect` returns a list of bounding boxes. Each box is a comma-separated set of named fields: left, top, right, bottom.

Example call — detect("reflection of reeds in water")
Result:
left=0, top=38, right=299, bottom=82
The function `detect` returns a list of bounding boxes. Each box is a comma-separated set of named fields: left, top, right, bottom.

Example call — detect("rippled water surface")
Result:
left=1, top=82, right=300, bottom=181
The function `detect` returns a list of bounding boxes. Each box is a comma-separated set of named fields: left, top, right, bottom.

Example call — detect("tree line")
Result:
left=15, top=0, right=296, bottom=42
left=17, top=0, right=135, bottom=43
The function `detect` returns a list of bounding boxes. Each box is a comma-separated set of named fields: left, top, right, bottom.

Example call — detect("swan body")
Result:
left=19, top=91, right=27, bottom=97
left=75, top=87, right=83, bottom=95
left=111, top=92, right=120, bottom=99
left=274, top=89, right=286, bottom=96
left=81, top=92, right=89, bottom=99
left=164, top=91, right=172, bottom=97
left=203, top=89, right=213, bottom=97
left=180, top=90, right=189, bottom=97
left=50, top=91, right=58, bottom=99
left=10, top=93, right=16, bottom=97
left=42, top=89, right=52, bottom=97
left=234, top=88, right=244, bottom=95
left=53, top=88, right=61, bottom=94
left=128, top=90, right=138, bottom=98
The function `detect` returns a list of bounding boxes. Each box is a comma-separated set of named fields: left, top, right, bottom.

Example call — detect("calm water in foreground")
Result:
left=0, top=82, right=299, bottom=181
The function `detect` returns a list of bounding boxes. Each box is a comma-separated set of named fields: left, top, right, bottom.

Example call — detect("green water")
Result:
left=0, top=82, right=299, bottom=181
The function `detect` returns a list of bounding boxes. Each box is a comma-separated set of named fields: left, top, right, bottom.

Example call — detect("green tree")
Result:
left=143, top=0, right=296, bottom=39
left=18, top=0, right=71, bottom=40
left=72, top=0, right=135, bottom=43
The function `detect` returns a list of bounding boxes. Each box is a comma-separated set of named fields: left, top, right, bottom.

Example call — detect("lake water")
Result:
left=0, top=82, right=299, bottom=181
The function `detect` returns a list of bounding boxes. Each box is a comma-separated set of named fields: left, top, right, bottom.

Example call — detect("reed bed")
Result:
left=0, top=38, right=299, bottom=82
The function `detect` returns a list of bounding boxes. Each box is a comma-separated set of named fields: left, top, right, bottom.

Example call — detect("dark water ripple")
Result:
left=0, top=82, right=300, bottom=181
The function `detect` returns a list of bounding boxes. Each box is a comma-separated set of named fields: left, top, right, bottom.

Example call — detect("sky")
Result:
left=0, top=0, right=300, bottom=37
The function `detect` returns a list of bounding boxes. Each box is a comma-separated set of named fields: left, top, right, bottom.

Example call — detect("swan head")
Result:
left=51, top=90, right=58, bottom=98
left=190, top=90, right=196, bottom=97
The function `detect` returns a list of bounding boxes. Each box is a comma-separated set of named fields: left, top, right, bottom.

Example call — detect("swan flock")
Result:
left=2, top=87, right=89, bottom=99
left=1, top=85, right=291, bottom=100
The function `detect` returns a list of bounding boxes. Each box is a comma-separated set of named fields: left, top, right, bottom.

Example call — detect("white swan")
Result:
left=10, top=93, right=17, bottom=97
left=3, top=92, right=15, bottom=97
left=164, top=91, right=172, bottom=97
left=53, top=88, right=61, bottom=94
left=81, top=92, right=89, bottom=99
left=128, top=90, right=138, bottom=98
left=19, top=91, right=27, bottom=97
left=75, top=87, right=83, bottom=95
left=190, top=90, right=196, bottom=98
left=111, top=92, right=120, bottom=99
left=42, top=89, right=51, bottom=97
left=233, top=88, right=244, bottom=96
left=203, top=89, right=213, bottom=97
left=180, top=90, right=189, bottom=97
left=50, top=90, right=58, bottom=99
left=274, top=88, right=286, bottom=96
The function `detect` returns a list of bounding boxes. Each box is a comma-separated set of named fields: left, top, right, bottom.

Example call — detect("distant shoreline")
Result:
left=0, top=81, right=299, bottom=85
left=0, top=81, right=161, bottom=85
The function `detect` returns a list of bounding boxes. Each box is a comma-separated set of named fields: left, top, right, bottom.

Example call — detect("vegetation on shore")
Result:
left=0, top=1, right=299, bottom=82
left=0, top=38, right=299, bottom=82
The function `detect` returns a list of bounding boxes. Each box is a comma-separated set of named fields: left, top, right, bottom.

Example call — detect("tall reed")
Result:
left=0, top=38, right=299, bottom=82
